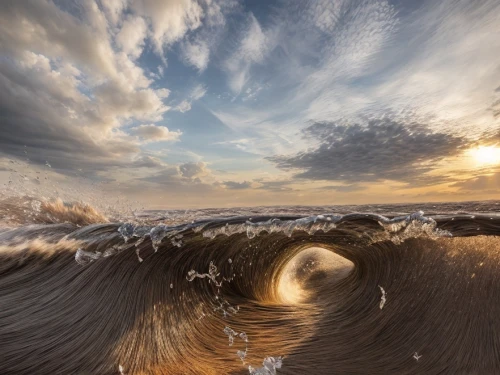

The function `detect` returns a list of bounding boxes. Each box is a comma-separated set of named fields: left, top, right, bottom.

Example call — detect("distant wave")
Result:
left=1, top=200, right=500, bottom=374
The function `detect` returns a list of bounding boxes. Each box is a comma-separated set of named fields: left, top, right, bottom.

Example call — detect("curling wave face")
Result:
left=1, top=201, right=500, bottom=374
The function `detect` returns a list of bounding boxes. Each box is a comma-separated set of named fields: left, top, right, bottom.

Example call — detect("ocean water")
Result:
left=1, top=197, right=500, bottom=374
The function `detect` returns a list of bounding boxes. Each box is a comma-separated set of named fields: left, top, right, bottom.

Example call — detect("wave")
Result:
left=0, top=196, right=109, bottom=226
left=1, top=203, right=500, bottom=374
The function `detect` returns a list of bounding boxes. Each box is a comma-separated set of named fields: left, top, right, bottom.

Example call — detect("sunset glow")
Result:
left=470, top=146, right=500, bottom=166
left=1, top=2, right=500, bottom=375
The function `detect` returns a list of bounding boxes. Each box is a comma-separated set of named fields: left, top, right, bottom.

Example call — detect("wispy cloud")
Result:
left=451, top=172, right=500, bottom=192
left=175, top=100, right=193, bottom=113
left=223, top=180, right=253, bottom=189
left=318, top=185, right=366, bottom=193
left=190, top=84, right=207, bottom=100
left=224, top=13, right=273, bottom=94
left=181, top=37, right=211, bottom=71
left=174, top=84, right=207, bottom=112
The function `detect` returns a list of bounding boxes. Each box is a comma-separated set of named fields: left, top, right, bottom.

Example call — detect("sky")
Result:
left=0, top=0, right=499, bottom=208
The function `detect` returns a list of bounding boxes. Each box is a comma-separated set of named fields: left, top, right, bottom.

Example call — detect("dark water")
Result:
left=1, top=199, right=500, bottom=374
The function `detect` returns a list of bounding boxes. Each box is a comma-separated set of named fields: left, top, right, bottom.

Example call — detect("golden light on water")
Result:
left=469, top=146, right=500, bottom=166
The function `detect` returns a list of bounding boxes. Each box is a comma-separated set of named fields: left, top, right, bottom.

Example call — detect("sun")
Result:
left=469, top=146, right=500, bottom=166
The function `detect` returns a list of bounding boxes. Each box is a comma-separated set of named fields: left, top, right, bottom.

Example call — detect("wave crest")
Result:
left=1, top=209, right=500, bottom=374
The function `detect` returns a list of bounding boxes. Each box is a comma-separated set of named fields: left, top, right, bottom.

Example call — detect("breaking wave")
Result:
left=1, top=199, right=500, bottom=374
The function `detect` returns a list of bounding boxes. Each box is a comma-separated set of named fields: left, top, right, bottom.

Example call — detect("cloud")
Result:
left=295, top=0, right=500, bottom=134
left=140, top=166, right=181, bottom=185
left=101, top=0, right=128, bottom=26
left=0, top=57, right=137, bottom=173
left=175, top=100, right=192, bottom=113
left=93, top=79, right=169, bottom=123
left=157, top=65, right=165, bottom=77
left=254, top=179, right=294, bottom=192
left=156, top=88, right=171, bottom=99
left=318, top=184, right=366, bottom=192
left=267, top=119, right=467, bottom=185
left=179, top=161, right=210, bottom=179
left=215, top=138, right=255, bottom=151
left=127, top=0, right=236, bottom=63
left=181, top=37, right=211, bottom=71
left=129, top=0, right=204, bottom=55
left=130, top=124, right=182, bottom=143
left=451, top=172, right=500, bottom=192
left=214, top=0, right=500, bottom=168
left=224, top=180, right=252, bottom=189
left=2, top=0, right=500, bottom=206
left=190, top=84, right=207, bottom=100
left=140, top=162, right=215, bottom=193
left=277, top=0, right=400, bottom=125
left=224, top=13, right=272, bottom=94
left=174, top=84, right=207, bottom=112
left=178, top=0, right=240, bottom=71
left=0, top=1, right=160, bottom=112
left=131, top=155, right=168, bottom=168
left=116, top=15, right=148, bottom=59
left=0, top=1, right=114, bottom=77
left=242, top=84, right=264, bottom=101
left=0, top=1, right=174, bottom=174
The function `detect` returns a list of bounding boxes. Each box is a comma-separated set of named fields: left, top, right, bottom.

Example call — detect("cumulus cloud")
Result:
left=156, top=88, right=171, bottom=99
left=0, top=57, right=135, bottom=173
left=129, top=0, right=204, bottom=55
left=130, top=124, right=182, bottom=143
left=93, top=79, right=169, bottom=123
left=140, top=161, right=215, bottom=192
left=0, top=0, right=181, bottom=174
left=132, top=155, right=168, bottom=168
left=126, top=0, right=236, bottom=62
left=0, top=0, right=231, bottom=169
left=267, top=120, right=467, bottom=185
left=116, top=15, right=148, bottom=59
left=101, top=0, right=128, bottom=26
left=179, top=161, right=210, bottom=179
left=0, top=4, right=163, bottom=127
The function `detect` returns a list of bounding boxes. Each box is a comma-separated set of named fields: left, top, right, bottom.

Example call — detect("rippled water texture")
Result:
left=1, top=199, right=500, bottom=374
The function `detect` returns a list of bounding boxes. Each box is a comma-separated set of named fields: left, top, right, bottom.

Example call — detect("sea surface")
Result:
left=1, top=198, right=500, bottom=374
